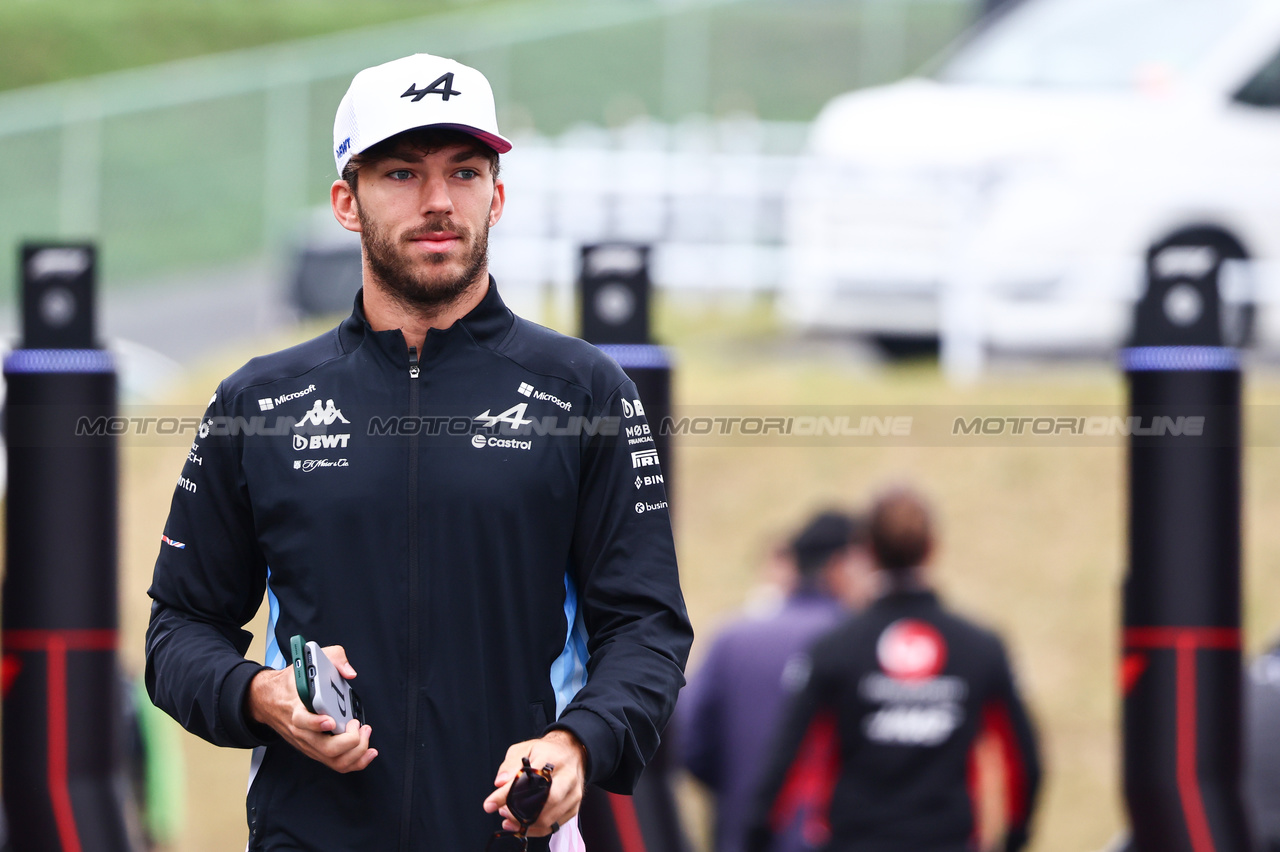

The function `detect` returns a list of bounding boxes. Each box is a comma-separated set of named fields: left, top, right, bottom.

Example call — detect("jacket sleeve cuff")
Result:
left=218, top=660, right=279, bottom=748
left=547, top=709, right=616, bottom=787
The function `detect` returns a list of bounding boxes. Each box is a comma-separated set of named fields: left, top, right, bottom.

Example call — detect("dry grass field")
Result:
left=112, top=295, right=1280, bottom=852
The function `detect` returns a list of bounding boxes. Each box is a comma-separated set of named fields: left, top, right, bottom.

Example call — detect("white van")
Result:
left=782, top=0, right=1280, bottom=367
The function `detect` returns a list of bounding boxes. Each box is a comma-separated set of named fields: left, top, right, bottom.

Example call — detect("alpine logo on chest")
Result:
left=474, top=403, right=533, bottom=430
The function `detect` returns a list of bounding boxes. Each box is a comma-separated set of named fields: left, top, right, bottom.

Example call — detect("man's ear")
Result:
left=488, top=178, right=505, bottom=228
left=332, top=179, right=362, bottom=233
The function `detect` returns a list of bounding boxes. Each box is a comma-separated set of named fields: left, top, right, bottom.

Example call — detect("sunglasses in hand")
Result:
left=487, top=756, right=555, bottom=851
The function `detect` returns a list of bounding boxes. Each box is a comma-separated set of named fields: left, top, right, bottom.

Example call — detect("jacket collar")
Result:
left=871, top=588, right=940, bottom=610
left=338, top=276, right=515, bottom=361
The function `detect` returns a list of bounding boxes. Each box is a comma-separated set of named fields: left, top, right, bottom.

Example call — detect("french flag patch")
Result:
left=161, top=534, right=186, bottom=550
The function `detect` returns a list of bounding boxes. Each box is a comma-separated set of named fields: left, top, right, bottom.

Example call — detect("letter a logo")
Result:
left=401, top=73, right=462, bottom=102
left=473, top=403, right=533, bottom=430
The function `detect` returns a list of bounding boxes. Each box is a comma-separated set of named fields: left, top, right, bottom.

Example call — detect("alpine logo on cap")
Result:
left=877, top=619, right=947, bottom=681
left=401, top=72, right=462, bottom=102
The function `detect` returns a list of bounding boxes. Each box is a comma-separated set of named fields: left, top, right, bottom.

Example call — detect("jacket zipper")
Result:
left=400, top=345, right=421, bottom=850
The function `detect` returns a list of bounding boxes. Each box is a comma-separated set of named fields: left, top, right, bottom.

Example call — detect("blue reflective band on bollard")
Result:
left=597, top=344, right=671, bottom=370
left=1120, top=346, right=1240, bottom=373
left=4, top=349, right=114, bottom=374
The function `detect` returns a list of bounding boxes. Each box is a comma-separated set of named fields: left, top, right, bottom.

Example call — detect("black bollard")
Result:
left=581, top=242, right=675, bottom=507
left=578, top=242, right=689, bottom=852
left=3, top=244, right=135, bottom=851
left=1121, top=234, right=1254, bottom=852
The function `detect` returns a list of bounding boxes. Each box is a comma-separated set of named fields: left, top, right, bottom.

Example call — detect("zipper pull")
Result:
left=408, top=346, right=420, bottom=379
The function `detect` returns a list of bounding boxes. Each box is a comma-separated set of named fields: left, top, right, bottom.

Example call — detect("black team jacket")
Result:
left=145, top=282, right=692, bottom=850
left=747, top=589, right=1041, bottom=852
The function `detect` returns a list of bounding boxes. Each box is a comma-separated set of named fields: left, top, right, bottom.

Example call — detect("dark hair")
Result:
left=340, top=127, right=501, bottom=194
left=869, top=488, right=933, bottom=572
left=790, top=511, right=865, bottom=577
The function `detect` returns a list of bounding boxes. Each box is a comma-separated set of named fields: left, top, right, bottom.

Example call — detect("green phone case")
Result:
left=290, top=634, right=313, bottom=710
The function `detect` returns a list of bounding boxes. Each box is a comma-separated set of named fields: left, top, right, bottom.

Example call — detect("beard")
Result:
left=358, top=206, right=490, bottom=311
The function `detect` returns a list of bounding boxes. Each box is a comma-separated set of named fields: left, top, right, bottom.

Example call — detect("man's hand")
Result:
left=246, top=644, right=377, bottom=773
left=483, top=730, right=587, bottom=835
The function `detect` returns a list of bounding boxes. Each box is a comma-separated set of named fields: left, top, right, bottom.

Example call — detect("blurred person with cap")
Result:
left=144, top=53, right=691, bottom=851
left=746, top=488, right=1041, bottom=852
left=677, top=510, right=875, bottom=852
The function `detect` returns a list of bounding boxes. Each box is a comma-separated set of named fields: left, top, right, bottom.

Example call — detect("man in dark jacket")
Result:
left=747, top=488, right=1040, bottom=852
left=678, top=511, right=873, bottom=852
left=144, top=52, right=692, bottom=851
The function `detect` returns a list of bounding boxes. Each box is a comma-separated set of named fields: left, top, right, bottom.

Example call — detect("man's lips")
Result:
left=408, top=231, right=461, bottom=253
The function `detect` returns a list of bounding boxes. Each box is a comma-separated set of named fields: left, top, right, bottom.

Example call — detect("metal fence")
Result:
left=0, top=0, right=975, bottom=301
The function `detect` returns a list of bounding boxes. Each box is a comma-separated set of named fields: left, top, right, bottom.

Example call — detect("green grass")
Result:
left=0, top=0, right=506, bottom=93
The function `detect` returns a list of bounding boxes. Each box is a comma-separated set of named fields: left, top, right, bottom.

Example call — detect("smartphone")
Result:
left=290, top=634, right=312, bottom=708
left=289, top=634, right=366, bottom=733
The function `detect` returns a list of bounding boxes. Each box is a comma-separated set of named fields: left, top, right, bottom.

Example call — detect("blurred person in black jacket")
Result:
left=677, top=511, right=875, bottom=852
left=747, top=488, right=1041, bottom=852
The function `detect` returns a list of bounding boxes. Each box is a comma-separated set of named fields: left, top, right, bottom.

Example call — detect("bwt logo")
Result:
left=293, top=433, right=351, bottom=450
left=336, top=137, right=352, bottom=158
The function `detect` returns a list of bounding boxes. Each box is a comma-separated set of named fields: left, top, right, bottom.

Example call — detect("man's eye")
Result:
left=389, top=169, right=414, bottom=180
left=455, top=169, right=479, bottom=180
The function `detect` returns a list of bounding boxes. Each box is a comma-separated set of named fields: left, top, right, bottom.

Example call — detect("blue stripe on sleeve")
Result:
left=264, top=568, right=286, bottom=671
left=550, top=571, right=590, bottom=719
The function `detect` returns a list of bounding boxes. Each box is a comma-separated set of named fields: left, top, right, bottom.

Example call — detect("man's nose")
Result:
left=419, top=174, right=453, bottom=215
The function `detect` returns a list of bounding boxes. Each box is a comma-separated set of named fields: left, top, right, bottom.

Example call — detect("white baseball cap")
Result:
left=333, top=53, right=512, bottom=176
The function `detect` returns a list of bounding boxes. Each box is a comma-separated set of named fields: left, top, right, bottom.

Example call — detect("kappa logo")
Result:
left=631, top=449, right=660, bottom=469
left=296, top=399, right=350, bottom=427
left=474, top=403, right=533, bottom=430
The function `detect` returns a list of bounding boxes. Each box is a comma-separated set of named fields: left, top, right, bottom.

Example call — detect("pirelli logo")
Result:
left=631, top=449, right=660, bottom=469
